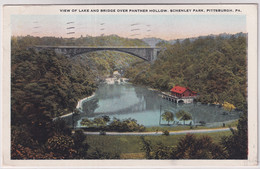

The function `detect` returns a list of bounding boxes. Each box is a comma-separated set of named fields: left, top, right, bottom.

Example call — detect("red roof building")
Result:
left=170, top=86, right=197, bottom=98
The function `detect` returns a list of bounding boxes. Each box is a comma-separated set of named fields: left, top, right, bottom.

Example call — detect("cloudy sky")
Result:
left=11, top=14, right=246, bottom=40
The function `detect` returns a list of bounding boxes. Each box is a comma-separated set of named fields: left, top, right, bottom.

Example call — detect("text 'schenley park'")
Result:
left=11, top=14, right=247, bottom=159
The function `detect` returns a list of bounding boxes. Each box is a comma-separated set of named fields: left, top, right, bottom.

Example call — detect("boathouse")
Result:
left=162, top=86, right=197, bottom=103
left=170, top=86, right=197, bottom=97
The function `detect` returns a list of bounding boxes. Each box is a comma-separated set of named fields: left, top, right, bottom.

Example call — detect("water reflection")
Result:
left=82, top=98, right=99, bottom=115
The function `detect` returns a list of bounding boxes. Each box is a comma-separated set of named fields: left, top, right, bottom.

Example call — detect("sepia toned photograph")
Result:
left=1, top=3, right=258, bottom=167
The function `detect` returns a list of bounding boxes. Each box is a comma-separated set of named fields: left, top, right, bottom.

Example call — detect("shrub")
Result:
left=109, top=118, right=145, bottom=132
left=99, top=130, right=106, bottom=135
left=163, top=130, right=169, bottom=136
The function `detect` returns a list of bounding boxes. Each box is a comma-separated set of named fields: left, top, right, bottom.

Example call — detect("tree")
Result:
left=52, top=119, right=72, bottom=136
left=222, top=101, right=236, bottom=112
left=163, top=130, right=169, bottom=136
left=221, top=113, right=248, bottom=159
left=72, top=130, right=89, bottom=158
left=153, top=143, right=174, bottom=159
left=22, top=103, right=53, bottom=144
left=140, top=136, right=152, bottom=159
left=102, top=115, right=110, bottom=123
left=11, top=141, right=54, bottom=159
left=46, top=134, right=76, bottom=159
left=80, top=118, right=93, bottom=127
left=108, top=118, right=145, bottom=132
left=72, top=130, right=87, bottom=148
left=175, top=134, right=227, bottom=159
left=162, top=111, right=174, bottom=125
left=176, top=110, right=192, bottom=125
left=93, top=117, right=106, bottom=127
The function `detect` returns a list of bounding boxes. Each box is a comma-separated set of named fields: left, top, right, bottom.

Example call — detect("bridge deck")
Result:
left=33, top=45, right=163, bottom=61
left=34, top=45, right=161, bottom=49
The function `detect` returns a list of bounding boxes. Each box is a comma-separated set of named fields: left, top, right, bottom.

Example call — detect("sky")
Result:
left=11, top=14, right=246, bottom=40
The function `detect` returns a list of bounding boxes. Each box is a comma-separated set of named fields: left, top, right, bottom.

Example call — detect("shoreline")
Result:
left=53, top=77, right=128, bottom=120
left=54, top=77, right=128, bottom=120
left=53, top=92, right=96, bottom=120
left=76, top=92, right=95, bottom=110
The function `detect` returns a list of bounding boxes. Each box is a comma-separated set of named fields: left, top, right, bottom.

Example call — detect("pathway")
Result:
left=79, top=127, right=234, bottom=136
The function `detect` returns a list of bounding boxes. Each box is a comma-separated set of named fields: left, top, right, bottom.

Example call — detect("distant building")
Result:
left=170, top=86, right=197, bottom=98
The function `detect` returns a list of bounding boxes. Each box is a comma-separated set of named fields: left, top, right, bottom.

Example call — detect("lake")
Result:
left=68, top=83, right=242, bottom=127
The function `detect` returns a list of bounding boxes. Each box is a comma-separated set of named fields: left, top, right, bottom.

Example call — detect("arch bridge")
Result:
left=33, top=46, right=163, bottom=62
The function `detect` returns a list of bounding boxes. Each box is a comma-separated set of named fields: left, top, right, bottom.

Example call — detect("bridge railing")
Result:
left=33, top=45, right=162, bottom=49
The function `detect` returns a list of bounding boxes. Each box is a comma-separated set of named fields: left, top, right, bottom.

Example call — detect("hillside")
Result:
left=126, top=33, right=247, bottom=111
left=10, top=35, right=149, bottom=159
left=167, top=32, right=247, bottom=45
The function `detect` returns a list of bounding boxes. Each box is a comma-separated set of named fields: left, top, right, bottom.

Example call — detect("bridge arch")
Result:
left=34, top=46, right=162, bottom=62
left=71, top=48, right=150, bottom=61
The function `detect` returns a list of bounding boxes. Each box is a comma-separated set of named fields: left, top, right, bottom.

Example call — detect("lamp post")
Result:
left=72, top=112, right=75, bottom=129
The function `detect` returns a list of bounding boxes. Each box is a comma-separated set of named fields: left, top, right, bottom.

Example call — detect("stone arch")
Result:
left=178, top=100, right=184, bottom=103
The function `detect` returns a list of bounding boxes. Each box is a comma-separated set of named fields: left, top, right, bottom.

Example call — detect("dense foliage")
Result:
left=11, top=35, right=146, bottom=159
left=108, top=118, right=145, bottom=132
left=81, top=117, right=145, bottom=132
left=174, top=134, right=227, bottom=159
left=134, top=33, right=248, bottom=159
left=12, top=34, right=147, bottom=48
left=221, top=112, right=248, bottom=159
left=11, top=120, right=89, bottom=159
left=140, top=114, right=247, bottom=159
left=12, top=49, right=96, bottom=119
left=125, top=33, right=247, bottom=111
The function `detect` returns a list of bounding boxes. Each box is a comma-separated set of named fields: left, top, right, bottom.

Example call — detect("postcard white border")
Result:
left=1, top=2, right=258, bottom=168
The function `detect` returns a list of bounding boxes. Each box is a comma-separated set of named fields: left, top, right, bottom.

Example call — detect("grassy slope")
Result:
left=86, top=131, right=232, bottom=159
left=144, top=120, right=238, bottom=132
